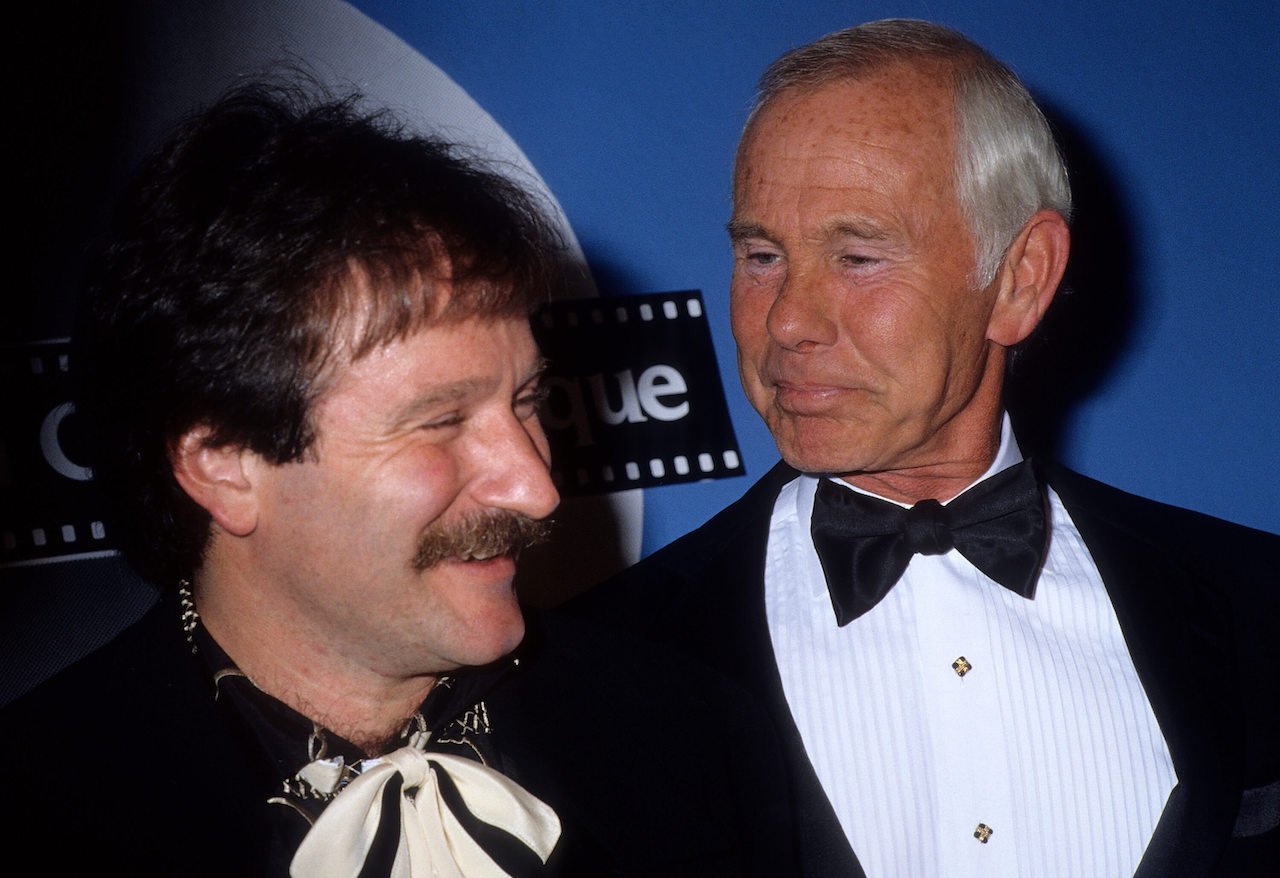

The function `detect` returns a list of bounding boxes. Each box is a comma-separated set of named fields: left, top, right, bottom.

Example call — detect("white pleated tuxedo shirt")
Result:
left=764, top=420, right=1177, bottom=877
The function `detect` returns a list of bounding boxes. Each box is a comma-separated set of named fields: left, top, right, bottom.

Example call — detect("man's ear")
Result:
left=170, top=426, right=260, bottom=537
left=986, top=209, right=1070, bottom=347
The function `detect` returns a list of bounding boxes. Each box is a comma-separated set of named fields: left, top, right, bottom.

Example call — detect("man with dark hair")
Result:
left=2, top=85, right=791, bottom=876
left=6, top=83, right=562, bottom=874
left=80, top=87, right=567, bottom=596
left=585, top=19, right=1278, bottom=877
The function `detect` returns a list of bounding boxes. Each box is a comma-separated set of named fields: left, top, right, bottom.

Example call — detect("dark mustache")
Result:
left=411, top=511, right=552, bottom=571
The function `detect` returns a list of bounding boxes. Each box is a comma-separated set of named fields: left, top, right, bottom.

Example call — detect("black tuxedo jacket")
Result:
left=577, top=462, right=1280, bottom=876
left=1, top=592, right=794, bottom=876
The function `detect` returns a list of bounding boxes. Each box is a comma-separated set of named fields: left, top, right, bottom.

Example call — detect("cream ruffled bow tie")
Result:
left=290, top=746, right=561, bottom=877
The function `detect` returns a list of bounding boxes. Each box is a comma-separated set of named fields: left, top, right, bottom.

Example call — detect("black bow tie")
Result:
left=810, top=460, right=1048, bottom=626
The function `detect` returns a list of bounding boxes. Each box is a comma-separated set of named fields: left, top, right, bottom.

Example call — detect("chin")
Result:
left=772, top=421, right=871, bottom=476
left=467, top=610, right=527, bottom=667
left=781, top=450, right=861, bottom=478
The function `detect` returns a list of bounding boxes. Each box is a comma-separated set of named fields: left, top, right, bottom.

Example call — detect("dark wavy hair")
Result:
left=77, top=81, right=564, bottom=585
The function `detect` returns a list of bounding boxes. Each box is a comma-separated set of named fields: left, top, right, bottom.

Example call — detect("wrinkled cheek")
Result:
left=767, top=413, right=848, bottom=474
left=732, top=289, right=787, bottom=421
left=763, top=405, right=797, bottom=442
left=731, top=347, right=765, bottom=410
left=729, top=282, right=769, bottom=349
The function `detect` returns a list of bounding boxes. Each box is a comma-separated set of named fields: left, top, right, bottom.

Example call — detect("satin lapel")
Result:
left=694, top=463, right=866, bottom=878
left=1047, top=467, right=1239, bottom=876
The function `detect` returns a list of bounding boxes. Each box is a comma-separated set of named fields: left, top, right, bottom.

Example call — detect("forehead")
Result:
left=324, top=264, right=532, bottom=359
left=735, top=63, right=957, bottom=210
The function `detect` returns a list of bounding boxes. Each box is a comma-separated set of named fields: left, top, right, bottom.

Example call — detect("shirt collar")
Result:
left=190, top=614, right=512, bottom=782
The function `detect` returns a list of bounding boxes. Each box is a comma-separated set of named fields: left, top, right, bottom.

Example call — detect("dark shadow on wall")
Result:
left=13, top=5, right=145, bottom=344
left=1006, top=103, right=1142, bottom=463
left=575, top=244, right=652, bottom=302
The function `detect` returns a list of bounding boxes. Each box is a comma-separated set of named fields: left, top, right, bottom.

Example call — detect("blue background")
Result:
left=354, top=0, right=1279, bottom=549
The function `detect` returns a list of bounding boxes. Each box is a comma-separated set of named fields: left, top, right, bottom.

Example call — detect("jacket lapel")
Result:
left=697, top=463, right=866, bottom=878
left=1047, top=466, right=1241, bottom=876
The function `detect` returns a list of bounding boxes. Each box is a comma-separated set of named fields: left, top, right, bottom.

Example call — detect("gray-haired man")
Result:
left=586, top=19, right=1278, bottom=877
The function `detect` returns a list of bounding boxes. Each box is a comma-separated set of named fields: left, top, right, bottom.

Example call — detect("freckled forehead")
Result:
left=734, top=63, right=957, bottom=199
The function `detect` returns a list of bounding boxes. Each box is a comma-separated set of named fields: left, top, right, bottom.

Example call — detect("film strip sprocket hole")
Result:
left=532, top=291, right=743, bottom=498
left=556, top=448, right=743, bottom=493
left=2, top=518, right=113, bottom=564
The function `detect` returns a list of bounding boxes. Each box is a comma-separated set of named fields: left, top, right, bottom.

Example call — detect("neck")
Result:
left=193, top=553, right=436, bottom=755
left=842, top=361, right=1008, bottom=505
left=842, top=426, right=1002, bottom=504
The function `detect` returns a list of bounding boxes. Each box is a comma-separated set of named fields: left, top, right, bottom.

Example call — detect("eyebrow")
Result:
left=727, top=218, right=894, bottom=245
left=520, top=357, right=550, bottom=389
left=391, top=378, right=490, bottom=425
left=727, top=220, right=771, bottom=244
left=823, top=219, right=892, bottom=242
left=390, top=356, right=549, bottom=426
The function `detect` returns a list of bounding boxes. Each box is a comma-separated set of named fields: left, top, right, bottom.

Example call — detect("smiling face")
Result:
left=730, top=64, right=1012, bottom=493
left=239, top=313, right=558, bottom=680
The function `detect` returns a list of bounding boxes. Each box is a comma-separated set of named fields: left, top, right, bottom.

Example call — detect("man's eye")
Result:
left=745, top=250, right=780, bottom=266
left=516, top=386, right=550, bottom=418
left=422, top=413, right=464, bottom=430
left=841, top=253, right=877, bottom=267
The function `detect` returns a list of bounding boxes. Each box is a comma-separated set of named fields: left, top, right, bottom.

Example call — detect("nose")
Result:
left=473, top=413, right=560, bottom=521
left=765, top=263, right=838, bottom=351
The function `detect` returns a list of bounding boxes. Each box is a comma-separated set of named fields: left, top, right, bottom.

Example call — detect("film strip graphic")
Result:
left=553, top=448, right=744, bottom=494
left=1, top=340, right=117, bottom=567
left=532, top=290, right=743, bottom=497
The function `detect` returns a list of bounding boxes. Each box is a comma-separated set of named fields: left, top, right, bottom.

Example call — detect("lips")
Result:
left=766, top=374, right=872, bottom=416
left=446, top=553, right=516, bottom=576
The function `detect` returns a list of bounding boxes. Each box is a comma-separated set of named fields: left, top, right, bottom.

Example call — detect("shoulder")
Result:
left=1044, top=463, right=1277, bottom=644
left=572, top=462, right=796, bottom=631
left=3, top=595, right=191, bottom=739
left=1, top=594, right=281, bottom=872
left=629, top=461, right=796, bottom=575
left=1044, top=462, right=1278, bottom=587
left=1046, top=463, right=1280, bottom=778
left=488, top=610, right=796, bottom=876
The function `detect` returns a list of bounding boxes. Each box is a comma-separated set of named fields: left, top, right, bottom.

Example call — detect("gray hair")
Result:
left=746, top=19, right=1071, bottom=286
